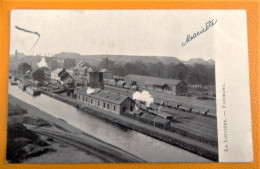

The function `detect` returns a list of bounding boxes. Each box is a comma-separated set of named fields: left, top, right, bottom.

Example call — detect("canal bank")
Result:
left=8, top=95, right=145, bottom=163
left=50, top=92, right=218, bottom=161
left=8, top=84, right=212, bottom=162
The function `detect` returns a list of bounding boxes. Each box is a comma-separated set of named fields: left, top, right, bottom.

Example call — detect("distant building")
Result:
left=113, top=75, right=125, bottom=82
left=50, top=68, right=73, bottom=85
left=74, top=88, right=135, bottom=115
left=100, top=68, right=113, bottom=80
left=45, top=58, right=59, bottom=71
left=64, top=58, right=76, bottom=69
left=73, top=60, right=89, bottom=84
left=56, top=58, right=64, bottom=67
left=17, top=62, right=32, bottom=75
left=66, top=60, right=89, bottom=85
left=125, top=74, right=188, bottom=95
left=87, top=67, right=104, bottom=89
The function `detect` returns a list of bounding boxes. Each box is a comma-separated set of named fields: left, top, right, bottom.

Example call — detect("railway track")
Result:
left=31, top=127, right=145, bottom=163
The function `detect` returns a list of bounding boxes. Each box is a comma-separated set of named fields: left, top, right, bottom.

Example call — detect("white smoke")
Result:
left=133, top=91, right=154, bottom=106
left=37, top=57, right=48, bottom=68
left=86, top=87, right=95, bottom=94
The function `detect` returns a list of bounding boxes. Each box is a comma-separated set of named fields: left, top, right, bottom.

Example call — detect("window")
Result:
left=91, top=99, right=93, bottom=104
left=103, top=103, right=106, bottom=108
left=113, top=105, right=116, bottom=111
left=83, top=96, right=85, bottom=101
left=98, top=101, right=100, bottom=106
left=78, top=94, right=81, bottom=100
left=107, top=104, right=110, bottom=109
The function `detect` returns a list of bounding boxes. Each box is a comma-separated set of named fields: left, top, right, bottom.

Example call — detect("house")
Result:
left=17, top=62, right=32, bottom=75
left=74, top=87, right=135, bottom=115
left=73, top=60, right=89, bottom=85
left=50, top=68, right=73, bottom=85
left=125, top=74, right=188, bottom=95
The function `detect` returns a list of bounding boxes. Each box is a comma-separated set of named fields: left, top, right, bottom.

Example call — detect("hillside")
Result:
left=54, top=52, right=182, bottom=66
left=184, top=58, right=215, bottom=66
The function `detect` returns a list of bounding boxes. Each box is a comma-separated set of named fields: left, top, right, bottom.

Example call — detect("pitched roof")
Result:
left=88, top=67, right=101, bottom=72
left=51, top=68, right=64, bottom=74
left=125, top=74, right=182, bottom=86
left=60, top=72, right=71, bottom=81
left=76, top=60, right=89, bottom=69
left=100, top=68, right=111, bottom=73
left=75, top=88, right=130, bottom=104
left=93, top=91, right=129, bottom=104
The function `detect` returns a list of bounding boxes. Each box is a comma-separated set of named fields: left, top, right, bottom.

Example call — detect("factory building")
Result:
left=74, top=87, right=135, bottom=115
left=50, top=68, right=73, bottom=86
left=125, top=74, right=188, bottom=95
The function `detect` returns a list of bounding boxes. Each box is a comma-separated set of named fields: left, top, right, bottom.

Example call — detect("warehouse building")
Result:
left=75, top=87, right=135, bottom=115
left=125, top=74, right=188, bottom=95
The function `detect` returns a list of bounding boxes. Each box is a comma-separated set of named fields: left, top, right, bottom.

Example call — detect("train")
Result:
left=106, top=80, right=216, bottom=118
left=137, top=99, right=216, bottom=118
left=135, top=101, right=174, bottom=120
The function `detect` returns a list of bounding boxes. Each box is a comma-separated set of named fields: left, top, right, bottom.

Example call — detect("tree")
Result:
left=170, top=63, right=189, bottom=80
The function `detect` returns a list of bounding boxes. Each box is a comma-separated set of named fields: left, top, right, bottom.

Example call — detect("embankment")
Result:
left=46, top=93, right=218, bottom=161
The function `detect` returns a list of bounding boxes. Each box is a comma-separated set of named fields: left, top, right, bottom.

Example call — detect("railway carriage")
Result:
left=179, top=106, right=192, bottom=112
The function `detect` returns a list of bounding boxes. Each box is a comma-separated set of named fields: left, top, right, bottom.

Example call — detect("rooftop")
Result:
left=75, top=88, right=130, bottom=104
left=125, top=74, right=183, bottom=86
left=51, top=68, right=64, bottom=74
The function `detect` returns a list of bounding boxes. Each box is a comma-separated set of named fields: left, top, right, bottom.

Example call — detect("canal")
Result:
left=8, top=84, right=210, bottom=162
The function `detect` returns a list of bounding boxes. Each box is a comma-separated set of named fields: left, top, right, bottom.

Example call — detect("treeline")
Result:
left=99, top=59, right=215, bottom=87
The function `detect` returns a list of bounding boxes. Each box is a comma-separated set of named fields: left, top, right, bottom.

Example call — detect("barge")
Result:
left=18, top=81, right=28, bottom=91
left=26, top=86, right=41, bottom=96
left=10, top=80, right=18, bottom=85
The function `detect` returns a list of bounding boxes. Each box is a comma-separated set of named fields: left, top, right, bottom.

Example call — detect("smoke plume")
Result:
left=86, top=87, right=95, bottom=94
left=133, top=91, right=154, bottom=106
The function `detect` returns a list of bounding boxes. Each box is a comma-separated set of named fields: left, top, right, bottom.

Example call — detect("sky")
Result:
left=10, top=10, right=247, bottom=60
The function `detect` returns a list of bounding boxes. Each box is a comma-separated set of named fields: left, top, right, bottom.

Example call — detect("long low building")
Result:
left=74, top=87, right=135, bottom=115
left=125, top=74, right=188, bottom=95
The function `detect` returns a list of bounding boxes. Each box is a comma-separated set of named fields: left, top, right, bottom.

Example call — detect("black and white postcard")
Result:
left=7, top=10, right=253, bottom=163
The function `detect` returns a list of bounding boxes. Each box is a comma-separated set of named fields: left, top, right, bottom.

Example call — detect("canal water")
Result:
left=8, top=84, right=210, bottom=162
